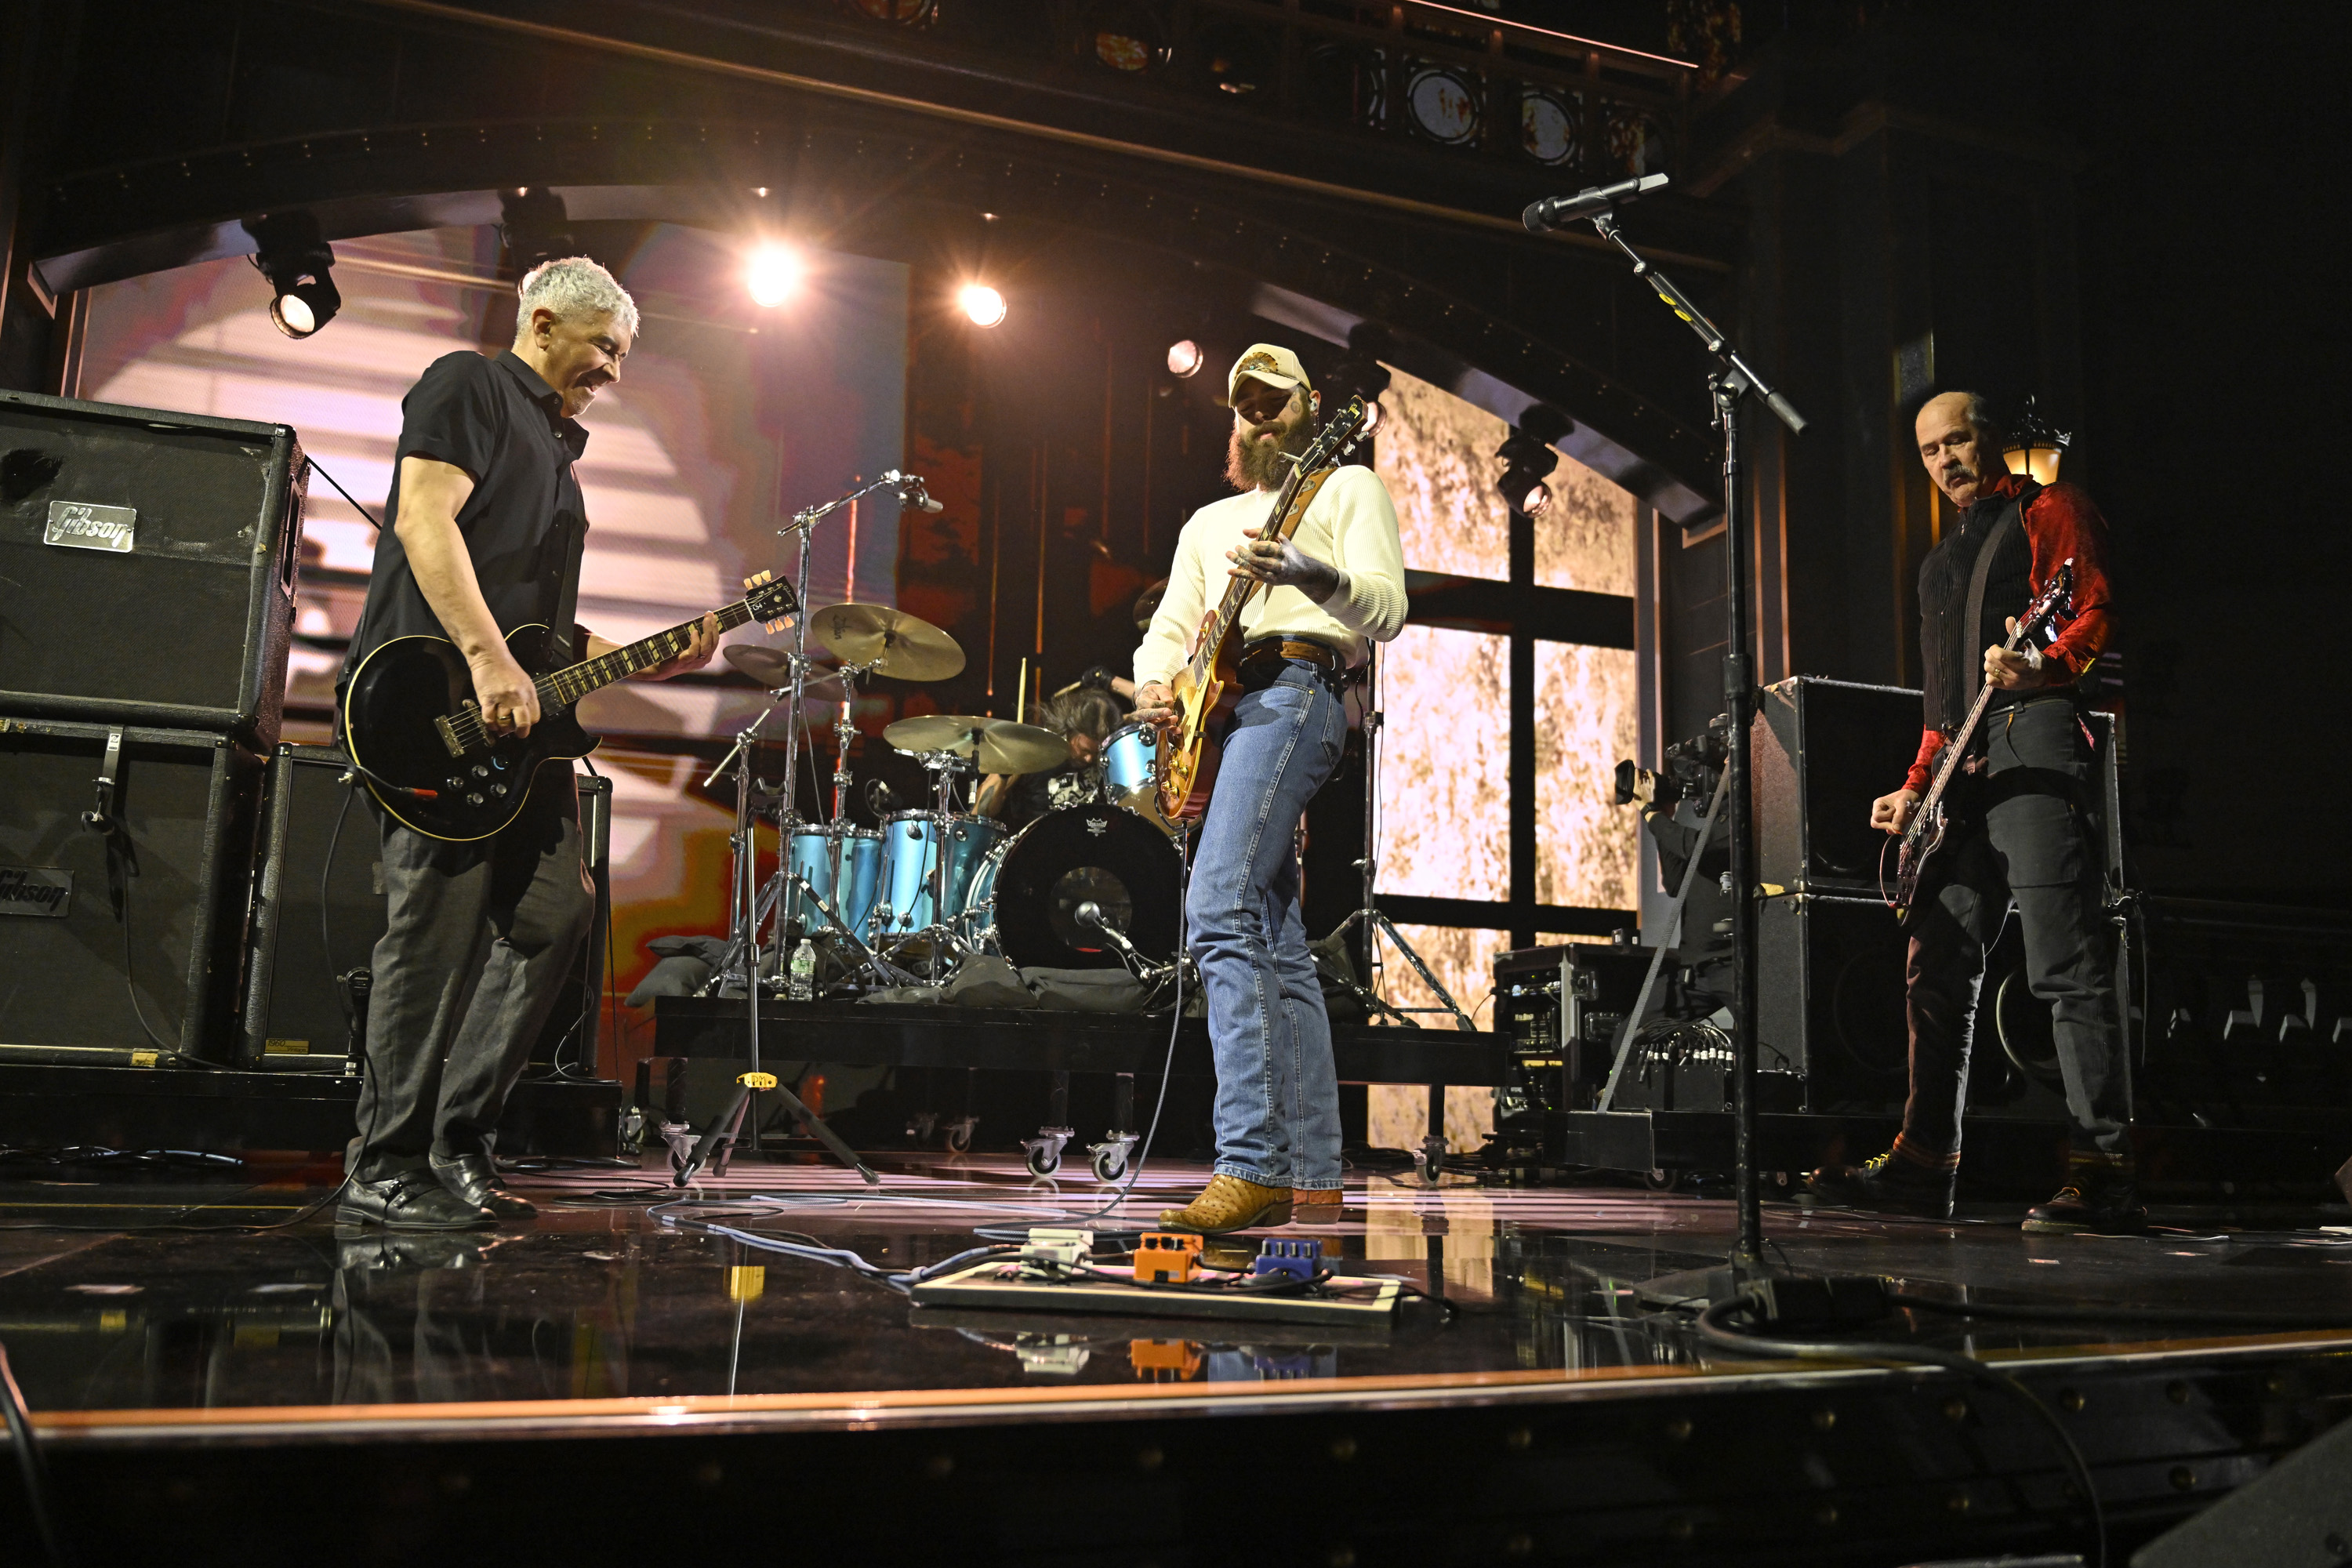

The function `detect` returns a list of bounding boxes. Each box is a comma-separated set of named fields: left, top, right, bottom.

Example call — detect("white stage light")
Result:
left=746, top=244, right=804, bottom=308
left=960, top=283, right=1007, bottom=328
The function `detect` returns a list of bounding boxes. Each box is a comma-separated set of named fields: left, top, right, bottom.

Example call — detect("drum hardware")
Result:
left=1076, top=899, right=1174, bottom=984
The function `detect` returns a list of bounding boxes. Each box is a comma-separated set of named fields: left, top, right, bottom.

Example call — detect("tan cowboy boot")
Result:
left=1158, top=1173, right=1293, bottom=1234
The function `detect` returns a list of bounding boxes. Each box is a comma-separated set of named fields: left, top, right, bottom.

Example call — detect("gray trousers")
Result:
left=1902, top=694, right=2129, bottom=1157
left=350, top=771, right=593, bottom=1182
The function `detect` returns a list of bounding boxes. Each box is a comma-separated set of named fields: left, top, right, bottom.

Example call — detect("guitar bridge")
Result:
left=434, top=714, right=464, bottom=757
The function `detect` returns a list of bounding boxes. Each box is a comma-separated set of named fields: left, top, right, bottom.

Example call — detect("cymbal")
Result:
left=808, top=603, right=965, bottom=682
left=721, top=644, right=840, bottom=689
left=883, top=714, right=1071, bottom=775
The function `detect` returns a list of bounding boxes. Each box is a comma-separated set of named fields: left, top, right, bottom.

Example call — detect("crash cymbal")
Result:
left=721, top=644, right=841, bottom=689
left=808, top=603, right=965, bottom=682
left=883, top=714, right=1071, bottom=775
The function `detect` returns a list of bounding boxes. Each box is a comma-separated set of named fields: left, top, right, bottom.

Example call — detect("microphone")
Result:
left=883, top=470, right=945, bottom=514
left=1523, top=173, right=1669, bottom=233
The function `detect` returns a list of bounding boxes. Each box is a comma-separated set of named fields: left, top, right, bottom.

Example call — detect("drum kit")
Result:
left=711, top=604, right=1185, bottom=995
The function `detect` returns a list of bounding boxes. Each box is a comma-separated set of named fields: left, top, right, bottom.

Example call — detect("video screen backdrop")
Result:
left=1367, top=368, right=1639, bottom=1151
left=80, top=223, right=909, bottom=1057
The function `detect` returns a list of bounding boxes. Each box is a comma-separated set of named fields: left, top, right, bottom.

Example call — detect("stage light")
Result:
left=244, top=212, right=341, bottom=340
left=960, top=283, right=1007, bottom=328
left=2001, top=394, right=2071, bottom=485
left=746, top=243, right=804, bottom=308
left=1167, top=339, right=1203, bottom=377
left=1494, top=425, right=1561, bottom=517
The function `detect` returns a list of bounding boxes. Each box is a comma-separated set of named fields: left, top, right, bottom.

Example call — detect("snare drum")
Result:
left=877, top=811, right=1004, bottom=934
left=1100, top=720, right=1176, bottom=834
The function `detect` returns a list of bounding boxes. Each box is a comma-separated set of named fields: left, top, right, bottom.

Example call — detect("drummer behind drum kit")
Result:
left=713, top=601, right=1185, bottom=995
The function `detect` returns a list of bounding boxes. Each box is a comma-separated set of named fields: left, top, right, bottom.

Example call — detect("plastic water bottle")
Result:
left=788, top=938, right=816, bottom=1002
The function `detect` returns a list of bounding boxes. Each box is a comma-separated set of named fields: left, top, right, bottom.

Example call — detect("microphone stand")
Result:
left=1573, top=191, right=1806, bottom=1292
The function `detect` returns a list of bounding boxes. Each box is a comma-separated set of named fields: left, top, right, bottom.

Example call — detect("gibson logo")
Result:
left=43, top=500, right=137, bottom=553
left=0, top=867, right=72, bottom=917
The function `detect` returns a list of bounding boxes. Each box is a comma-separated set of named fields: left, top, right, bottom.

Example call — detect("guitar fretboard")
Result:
left=536, top=598, right=759, bottom=710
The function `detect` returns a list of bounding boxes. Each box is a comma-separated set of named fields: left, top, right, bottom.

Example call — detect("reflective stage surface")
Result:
left=3, top=1152, right=2350, bottom=1428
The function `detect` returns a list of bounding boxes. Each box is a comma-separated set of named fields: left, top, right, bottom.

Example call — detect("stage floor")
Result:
left=3, top=1150, right=2350, bottom=1435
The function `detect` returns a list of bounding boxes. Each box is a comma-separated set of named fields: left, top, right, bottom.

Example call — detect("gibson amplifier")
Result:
left=0, top=390, right=305, bottom=747
left=0, top=717, right=262, bottom=1064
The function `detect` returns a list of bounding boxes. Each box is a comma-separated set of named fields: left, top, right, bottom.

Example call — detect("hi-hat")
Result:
left=722, top=644, right=840, bottom=689
left=883, top=714, right=1070, bottom=775
left=808, top=604, right=965, bottom=682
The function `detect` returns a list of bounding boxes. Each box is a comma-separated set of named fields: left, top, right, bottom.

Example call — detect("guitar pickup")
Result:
left=434, top=714, right=464, bottom=757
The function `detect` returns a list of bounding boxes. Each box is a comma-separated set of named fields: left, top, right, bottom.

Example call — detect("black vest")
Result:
left=1918, top=481, right=2041, bottom=735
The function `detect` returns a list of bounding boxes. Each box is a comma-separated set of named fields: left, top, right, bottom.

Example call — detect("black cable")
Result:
left=1695, top=1298, right=2104, bottom=1568
left=305, top=458, right=383, bottom=530
left=0, top=1338, right=70, bottom=1567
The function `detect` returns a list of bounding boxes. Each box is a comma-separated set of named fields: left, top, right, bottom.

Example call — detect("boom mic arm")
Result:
left=1523, top=172, right=1669, bottom=232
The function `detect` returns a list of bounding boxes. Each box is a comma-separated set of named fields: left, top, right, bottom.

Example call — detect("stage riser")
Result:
left=9, top=1348, right=2346, bottom=1566
left=0, top=1064, right=620, bottom=1158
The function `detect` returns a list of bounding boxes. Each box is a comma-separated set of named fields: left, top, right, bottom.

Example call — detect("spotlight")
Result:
left=746, top=242, right=804, bottom=308
left=243, top=212, right=341, bottom=340
left=1167, top=339, right=1203, bottom=378
left=959, top=283, right=1007, bottom=328
left=1495, top=426, right=1561, bottom=517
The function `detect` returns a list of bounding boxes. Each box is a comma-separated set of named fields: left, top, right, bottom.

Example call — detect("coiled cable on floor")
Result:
left=1695, top=1296, right=2105, bottom=1568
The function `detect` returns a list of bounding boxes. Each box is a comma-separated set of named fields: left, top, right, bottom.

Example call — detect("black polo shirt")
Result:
left=343, top=349, right=590, bottom=677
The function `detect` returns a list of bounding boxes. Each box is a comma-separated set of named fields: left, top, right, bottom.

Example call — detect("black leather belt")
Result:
left=1239, top=637, right=1352, bottom=689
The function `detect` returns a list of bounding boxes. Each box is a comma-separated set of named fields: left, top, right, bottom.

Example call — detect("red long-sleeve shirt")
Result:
left=1903, top=472, right=2114, bottom=793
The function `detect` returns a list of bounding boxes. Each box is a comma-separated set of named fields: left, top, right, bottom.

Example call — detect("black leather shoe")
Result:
left=1808, top=1149, right=1957, bottom=1219
left=337, top=1170, right=494, bottom=1231
left=2022, top=1179, right=2147, bottom=1235
left=430, top=1152, right=536, bottom=1220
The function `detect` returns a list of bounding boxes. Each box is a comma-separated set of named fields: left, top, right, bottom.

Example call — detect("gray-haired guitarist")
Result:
left=334, top=257, right=715, bottom=1231
left=1811, top=390, right=2130, bottom=1233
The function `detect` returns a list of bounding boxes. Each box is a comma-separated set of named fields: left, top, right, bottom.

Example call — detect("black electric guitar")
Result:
left=341, top=571, right=799, bottom=840
left=1156, top=395, right=1370, bottom=821
left=1890, top=558, right=2074, bottom=916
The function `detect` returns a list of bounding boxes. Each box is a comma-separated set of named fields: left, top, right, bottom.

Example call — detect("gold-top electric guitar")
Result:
left=1155, top=396, right=1370, bottom=821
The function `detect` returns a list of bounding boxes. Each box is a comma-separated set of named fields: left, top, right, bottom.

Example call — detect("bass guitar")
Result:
left=1155, top=396, right=1370, bottom=822
left=1890, top=558, right=2074, bottom=915
left=341, top=570, right=799, bottom=840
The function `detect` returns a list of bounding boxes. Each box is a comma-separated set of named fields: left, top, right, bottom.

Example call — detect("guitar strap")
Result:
left=1955, top=487, right=2032, bottom=751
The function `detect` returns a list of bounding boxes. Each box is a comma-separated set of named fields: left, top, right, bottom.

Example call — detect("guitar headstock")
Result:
left=743, top=568, right=799, bottom=633
left=1303, top=396, right=1370, bottom=470
left=2021, top=557, right=2074, bottom=638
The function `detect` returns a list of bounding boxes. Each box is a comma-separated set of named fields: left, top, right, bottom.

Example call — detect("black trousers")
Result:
left=350, top=769, right=593, bottom=1183
left=1901, top=695, right=2129, bottom=1157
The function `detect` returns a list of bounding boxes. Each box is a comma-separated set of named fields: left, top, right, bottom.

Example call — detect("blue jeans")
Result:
left=1187, top=662, right=1348, bottom=1191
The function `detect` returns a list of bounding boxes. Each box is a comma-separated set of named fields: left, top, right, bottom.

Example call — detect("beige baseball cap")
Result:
left=1228, top=343, right=1312, bottom=399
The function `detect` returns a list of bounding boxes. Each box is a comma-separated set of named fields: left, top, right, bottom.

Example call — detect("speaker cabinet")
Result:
left=0, top=718, right=262, bottom=1062
left=1752, top=676, right=1924, bottom=895
left=240, top=754, right=610, bottom=1074
left=239, top=745, right=382, bottom=1070
left=0, top=390, right=304, bottom=746
left=1755, top=891, right=1910, bottom=1112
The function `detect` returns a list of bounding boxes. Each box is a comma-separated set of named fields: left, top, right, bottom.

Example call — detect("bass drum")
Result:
left=987, top=805, right=1183, bottom=970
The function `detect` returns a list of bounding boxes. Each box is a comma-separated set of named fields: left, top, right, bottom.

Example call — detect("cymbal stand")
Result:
left=682, top=712, right=877, bottom=1187
left=797, top=656, right=914, bottom=990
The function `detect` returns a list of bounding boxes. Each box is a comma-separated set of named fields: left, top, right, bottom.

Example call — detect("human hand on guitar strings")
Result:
left=468, top=644, right=543, bottom=738
left=1225, top=526, right=1341, bottom=601
left=1870, top=786, right=1921, bottom=836
left=1131, top=681, right=1178, bottom=733
left=582, top=612, right=721, bottom=686
left=1983, top=615, right=2060, bottom=691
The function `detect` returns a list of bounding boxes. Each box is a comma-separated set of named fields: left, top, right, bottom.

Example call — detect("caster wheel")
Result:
left=1025, top=1143, right=1061, bottom=1178
left=1091, top=1146, right=1127, bottom=1183
left=946, top=1125, right=972, bottom=1154
left=1644, top=1167, right=1680, bottom=1192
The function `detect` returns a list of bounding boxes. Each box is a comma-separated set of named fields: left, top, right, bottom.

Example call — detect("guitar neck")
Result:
left=535, top=597, right=756, bottom=708
left=1188, top=465, right=1319, bottom=680
left=1917, top=619, right=2041, bottom=814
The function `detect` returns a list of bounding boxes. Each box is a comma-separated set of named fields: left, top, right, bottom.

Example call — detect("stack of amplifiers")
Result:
left=1494, top=941, right=1657, bottom=1120
left=0, top=391, right=303, bottom=1065
left=239, top=746, right=614, bottom=1073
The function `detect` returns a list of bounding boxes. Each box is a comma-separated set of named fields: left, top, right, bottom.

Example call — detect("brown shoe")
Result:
left=1293, top=1187, right=1344, bottom=1217
left=1158, top=1173, right=1293, bottom=1234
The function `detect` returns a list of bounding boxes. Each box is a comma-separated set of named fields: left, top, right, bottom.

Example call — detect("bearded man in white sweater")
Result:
left=1130, top=344, right=1408, bottom=1233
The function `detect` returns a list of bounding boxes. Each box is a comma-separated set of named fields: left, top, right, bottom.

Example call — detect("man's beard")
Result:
left=1225, top=415, right=1312, bottom=492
